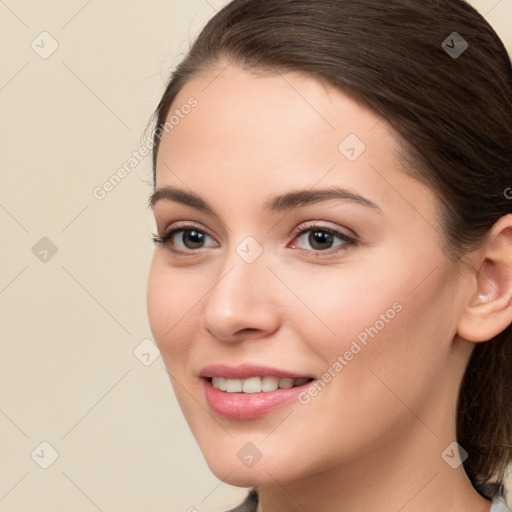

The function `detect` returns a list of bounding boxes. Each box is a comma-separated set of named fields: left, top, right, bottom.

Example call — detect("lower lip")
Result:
left=202, top=378, right=314, bottom=420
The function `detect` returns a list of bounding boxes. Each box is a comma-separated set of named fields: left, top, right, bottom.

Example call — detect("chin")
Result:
left=212, top=469, right=266, bottom=488
left=205, top=458, right=278, bottom=487
left=198, top=438, right=310, bottom=488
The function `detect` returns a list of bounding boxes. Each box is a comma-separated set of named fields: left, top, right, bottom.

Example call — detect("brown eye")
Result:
left=291, top=225, right=356, bottom=253
left=177, top=229, right=208, bottom=249
left=307, top=230, right=335, bottom=250
left=153, top=225, right=218, bottom=254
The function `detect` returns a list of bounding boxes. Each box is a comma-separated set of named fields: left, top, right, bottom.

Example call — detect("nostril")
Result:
left=239, top=328, right=259, bottom=335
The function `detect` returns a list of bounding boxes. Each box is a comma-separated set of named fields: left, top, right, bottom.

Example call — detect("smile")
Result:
left=211, top=376, right=312, bottom=393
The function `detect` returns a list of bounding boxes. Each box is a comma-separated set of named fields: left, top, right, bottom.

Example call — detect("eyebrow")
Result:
left=149, top=186, right=382, bottom=215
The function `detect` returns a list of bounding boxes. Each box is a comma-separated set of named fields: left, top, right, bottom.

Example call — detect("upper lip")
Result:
left=199, top=364, right=313, bottom=380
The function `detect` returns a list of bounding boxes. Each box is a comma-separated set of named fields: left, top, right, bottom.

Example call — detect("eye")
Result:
left=152, top=224, right=218, bottom=254
left=290, top=224, right=356, bottom=254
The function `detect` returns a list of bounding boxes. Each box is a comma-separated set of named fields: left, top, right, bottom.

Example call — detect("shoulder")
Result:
left=224, top=488, right=259, bottom=512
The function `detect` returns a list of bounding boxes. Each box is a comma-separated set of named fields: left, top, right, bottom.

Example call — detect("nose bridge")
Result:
left=212, top=234, right=268, bottom=300
left=201, top=237, right=279, bottom=340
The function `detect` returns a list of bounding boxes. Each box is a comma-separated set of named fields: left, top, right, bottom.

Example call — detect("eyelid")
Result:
left=291, top=220, right=357, bottom=240
left=158, top=220, right=213, bottom=237
left=152, top=205, right=228, bottom=239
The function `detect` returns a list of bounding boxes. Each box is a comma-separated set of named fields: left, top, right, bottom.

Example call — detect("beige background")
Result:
left=0, top=1, right=511, bottom=511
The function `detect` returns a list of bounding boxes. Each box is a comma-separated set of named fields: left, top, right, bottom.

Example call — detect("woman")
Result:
left=146, top=1, right=512, bottom=510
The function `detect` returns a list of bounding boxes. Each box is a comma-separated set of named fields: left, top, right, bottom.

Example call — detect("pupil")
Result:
left=184, top=230, right=205, bottom=248
left=309, top=230, right=333, bottom=250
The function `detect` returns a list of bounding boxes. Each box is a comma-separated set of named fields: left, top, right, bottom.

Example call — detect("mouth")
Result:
left=208, top=376, right=314, bottom=393
left=199, top=365, right=316, bottom=420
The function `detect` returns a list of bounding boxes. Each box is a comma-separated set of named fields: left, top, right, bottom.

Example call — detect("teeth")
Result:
left=261, top=376, right=279, bottom=392
left=279, top=377, right=294, bottom=389
left=212, top=376, right=227, bottom=391
left=242, top=377, right=262, bottom=393
left=226, top=378, right=242, bottom=392
left=211, top=376, right=310, bottom=393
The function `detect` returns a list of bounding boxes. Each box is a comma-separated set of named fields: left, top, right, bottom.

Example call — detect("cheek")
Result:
left=285, top=269, right=456, bottom=464
left=319, top=263, right=456, bottom=421
left=147, top=256, right=204, bottom=366
left=291, top=250, right=455, bottom=392
left=275, top=260, right=408, bottom=359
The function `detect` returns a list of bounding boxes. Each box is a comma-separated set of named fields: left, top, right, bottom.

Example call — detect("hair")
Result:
left=149, top=0, right=512, bottom=499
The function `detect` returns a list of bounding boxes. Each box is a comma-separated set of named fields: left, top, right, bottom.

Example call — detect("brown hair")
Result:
left=150, top=0, right=512, bottom=498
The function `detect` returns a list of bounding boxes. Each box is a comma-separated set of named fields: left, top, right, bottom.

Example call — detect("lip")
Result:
left=199, top=363, right=313, bottom=380
left=199, top=364, right=315, bottom=420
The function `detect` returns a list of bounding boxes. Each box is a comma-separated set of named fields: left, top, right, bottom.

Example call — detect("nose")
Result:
left=201, top=251, right=281, bottom=343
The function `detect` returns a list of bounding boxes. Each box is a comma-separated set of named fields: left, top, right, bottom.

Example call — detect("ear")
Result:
left=457, top=214, right=512, bottom=343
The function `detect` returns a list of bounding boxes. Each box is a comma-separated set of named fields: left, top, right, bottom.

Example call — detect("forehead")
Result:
left=155, top=62, right=439, bottom=227
left=162, top=62, right=385, bottom=159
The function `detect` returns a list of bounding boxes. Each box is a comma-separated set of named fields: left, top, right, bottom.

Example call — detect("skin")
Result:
left=147, top=61, right=512, bottom=512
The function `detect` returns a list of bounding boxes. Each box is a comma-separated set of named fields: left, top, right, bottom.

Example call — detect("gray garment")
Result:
left=225, top=489, right=258, bottom=512
left=226, top=488, right=511, bottom=512
left=492, top=496, right=512, bottom=512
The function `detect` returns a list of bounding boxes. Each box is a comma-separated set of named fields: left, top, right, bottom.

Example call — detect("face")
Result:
left=147, top=62, right=469, bottom=487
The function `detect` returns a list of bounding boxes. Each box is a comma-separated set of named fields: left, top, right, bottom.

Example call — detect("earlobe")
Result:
left=457, top=214, right=512, bottom=343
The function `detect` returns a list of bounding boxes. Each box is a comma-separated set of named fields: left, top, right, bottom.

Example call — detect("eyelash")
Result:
left=152, top=222, right=357, bottom=257
left=152, top=224, right=214, bottom=256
